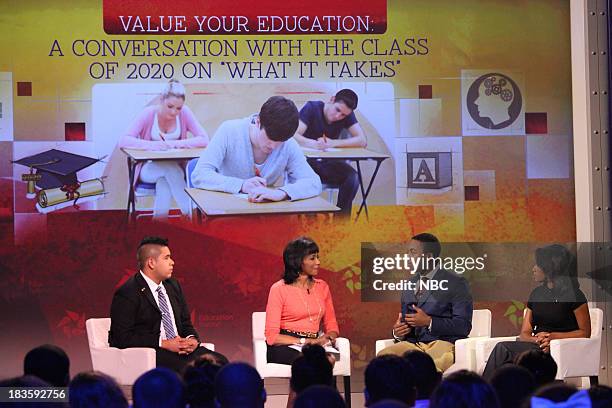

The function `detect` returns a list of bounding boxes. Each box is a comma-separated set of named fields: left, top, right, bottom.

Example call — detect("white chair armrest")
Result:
left=453, top=336, right=488, bottom=372
left=375, top=339, right=395, bottom=355
left=90, top=347, right=156, bottom=385
left=550, top=337, right=600, bottom=379
left=333, top=337, right=351, bottom=376
left=253, top=338, right=269, bottom=375
left=474, top=336, right=517, bottom=374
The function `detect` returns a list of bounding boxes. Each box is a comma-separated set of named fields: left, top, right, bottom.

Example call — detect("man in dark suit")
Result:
left=109, top=236, right=227, bottom=372
left=377, top=233, right=473, bottom=372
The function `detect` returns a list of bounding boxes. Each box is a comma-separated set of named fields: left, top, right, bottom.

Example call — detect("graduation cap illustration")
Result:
left=13, top=149, right=101, bottom=190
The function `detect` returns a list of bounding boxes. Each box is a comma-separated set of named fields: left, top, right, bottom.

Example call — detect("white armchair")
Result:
left=375, top=309, right=492, bottom=376
left=475, top=308, right=603, bottom=385
left=251, top=312, right=352, bottom=406
left=85, top=318, right=215, bottom=385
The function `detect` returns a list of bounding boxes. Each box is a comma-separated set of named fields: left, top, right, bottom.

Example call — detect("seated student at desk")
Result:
left=191, top=96, right=321, bottom=202
left=118, top=79, right=209, bottom=218
left=293, top=89, right=367, bottom=215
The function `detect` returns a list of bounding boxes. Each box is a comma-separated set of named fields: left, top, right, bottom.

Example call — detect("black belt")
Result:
left=280, top=329, right=318, bottom=339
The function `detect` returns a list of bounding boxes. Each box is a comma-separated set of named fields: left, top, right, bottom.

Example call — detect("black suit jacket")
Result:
left=109, top=273, right=199, bottom=349
left=400, top=268, right=473, bottom=344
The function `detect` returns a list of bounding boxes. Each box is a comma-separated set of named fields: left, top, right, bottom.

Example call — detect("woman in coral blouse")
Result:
left=118, top=79, right=209, bottom=218
left=265, top=237, right=340, bottom=364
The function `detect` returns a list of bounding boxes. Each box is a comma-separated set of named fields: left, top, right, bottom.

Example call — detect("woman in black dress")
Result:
left=482, top=244, right=591, bottom=380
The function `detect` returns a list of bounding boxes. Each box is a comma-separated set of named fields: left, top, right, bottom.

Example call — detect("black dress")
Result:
left=482, top=285, right=587, bottom=380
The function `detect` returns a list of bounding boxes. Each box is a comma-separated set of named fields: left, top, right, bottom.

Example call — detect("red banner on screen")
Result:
left=103, top=0, right=387, bottom=35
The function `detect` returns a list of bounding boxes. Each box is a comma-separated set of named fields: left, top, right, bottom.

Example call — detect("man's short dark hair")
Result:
left=402, top=350, right=440, bottom=399
left=69, top=371, right=128, bottom=408
left=133, top=367, right=184, bottom=408
left=290, top=345, right=334, bottom=393
left=137, top=236, right=169, bottom=270
left=489, top=365, right=535, bottom=408
left=23, top=344, right=70, bottom=387
left=411, top=233, right=441, bottom=258
left=215, top=362, right=265, bottom=407
left=334, top=89, right=358, bottom=110
left=364, top=355, right=416, bottom=406
left=429, top=370, right=499, bottom=408
left=259, top=96, right=299, bottom=141
left=515, top=349, right=558, bottom=387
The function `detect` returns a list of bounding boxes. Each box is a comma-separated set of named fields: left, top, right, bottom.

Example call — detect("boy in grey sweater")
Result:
left=191, top=96, right=322, bottom=202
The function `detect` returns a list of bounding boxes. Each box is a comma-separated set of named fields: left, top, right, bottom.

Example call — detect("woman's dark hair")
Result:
left=290, top=344, right=334, bottom=393
left=283, top=237, right=319, bottom=284
left=535, top=244, right=578, bottom=292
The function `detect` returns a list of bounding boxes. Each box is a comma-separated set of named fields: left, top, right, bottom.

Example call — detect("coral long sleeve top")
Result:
left=265, top=279, right=339, bottom=345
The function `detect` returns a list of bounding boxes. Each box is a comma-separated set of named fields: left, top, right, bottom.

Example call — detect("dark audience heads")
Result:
left=429, top=370, right=499, bottom=408
left=290, top=344, right=334, bottom=393
left=364, top=355, right=416, bottom=407
left=133, top=367, right=184, bottom=408
left=588, top=385, right=612, bottom=408
left=259, top=96, right=299, bottom=142
left=515, top=350, right=558, bottom=387
left=530, top=384, right=584, bottom=407
left=294, top=385, right=346, bottom=408
left=23, top=344, right=70, bottom=387
left=215, top=362, right=266, bottom=408
left=402, top=350, right=441, bottom=400
left=68, top=371, right=128, bottom=408
left=489, top=365, right=535, bottom=408
left=184, top=360, right=224, bottom=408
left=369, top=400, right=410, bottom=408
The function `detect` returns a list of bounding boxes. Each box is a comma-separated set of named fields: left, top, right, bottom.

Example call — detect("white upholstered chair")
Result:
left=475, top=307, right=603, bottom=385
left=85, top=318, right=215, bottom=385
left=251, top=312, right=352, bottom=406
left=375, top=309, right=492, bottom=376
